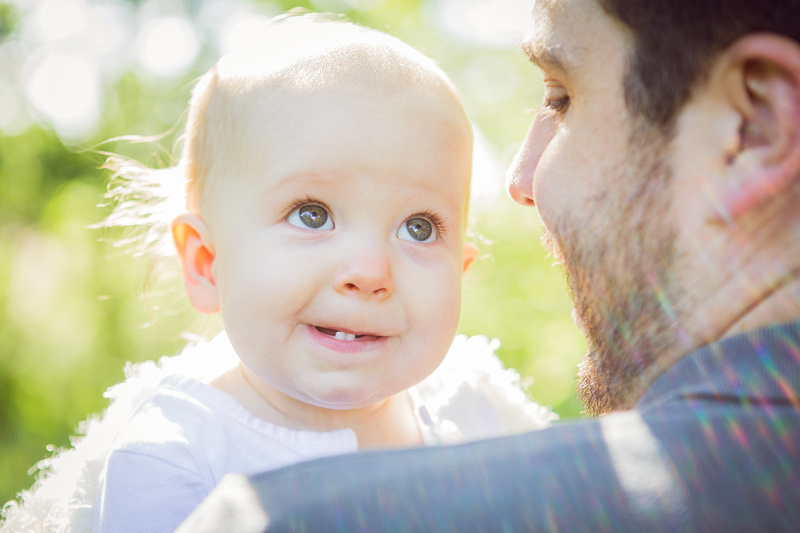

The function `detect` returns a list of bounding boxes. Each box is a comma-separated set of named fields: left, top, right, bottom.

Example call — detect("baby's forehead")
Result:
left=215, top=78, right=472, bottom=168
left=217, top=45, right=447, bottom=99
left=186, top=16, right=472, bottom=215
left=209, top=43, right=471, bottom=155
left=200, top=79, right=472, bottom=217
left=208, top=31, right=467, bottom=141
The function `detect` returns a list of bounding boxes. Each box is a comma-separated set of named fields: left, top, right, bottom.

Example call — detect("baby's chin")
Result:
left=304, top=387, right=397, bottom=411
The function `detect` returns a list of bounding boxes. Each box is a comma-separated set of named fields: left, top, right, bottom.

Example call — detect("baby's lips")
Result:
left=314, top=325, right=383, bottom=340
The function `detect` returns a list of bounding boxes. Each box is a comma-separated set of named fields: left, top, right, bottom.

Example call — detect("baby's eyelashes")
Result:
left=284, top=200, right=446, bottom=243
left=397, top=216, right=438, bottom=243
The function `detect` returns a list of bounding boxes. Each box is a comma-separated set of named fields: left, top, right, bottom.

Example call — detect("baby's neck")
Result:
left=347, top=392, right=423, bottom=449
left=209, top=363, right=422, bottom=449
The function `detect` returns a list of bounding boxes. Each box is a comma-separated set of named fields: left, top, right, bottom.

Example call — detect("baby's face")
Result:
left=202, top=81, right=473, bottom=411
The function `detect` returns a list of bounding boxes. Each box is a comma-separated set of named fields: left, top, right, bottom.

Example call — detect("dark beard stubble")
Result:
left=546, top=128, right=687, bottom=416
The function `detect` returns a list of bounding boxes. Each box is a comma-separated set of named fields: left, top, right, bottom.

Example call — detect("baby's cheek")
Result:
left=423, top=271, right=461, bottom=328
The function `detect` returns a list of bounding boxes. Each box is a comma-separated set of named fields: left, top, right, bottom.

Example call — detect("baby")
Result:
left=1, top=12, right=553, bottom=533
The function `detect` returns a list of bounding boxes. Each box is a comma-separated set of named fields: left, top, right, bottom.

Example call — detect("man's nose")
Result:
left=506, top=154, right=536, bottom=206
left=334, top=251, right=394, bottom=300
left=505, top=112, right=555, bottom=207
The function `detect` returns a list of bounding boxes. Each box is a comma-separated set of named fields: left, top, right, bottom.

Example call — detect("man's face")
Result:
left=507, top=0, right=688, bottom=414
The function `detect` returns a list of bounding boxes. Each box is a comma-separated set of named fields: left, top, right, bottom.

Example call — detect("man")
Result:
left=180, top=0, right=800, bottom=530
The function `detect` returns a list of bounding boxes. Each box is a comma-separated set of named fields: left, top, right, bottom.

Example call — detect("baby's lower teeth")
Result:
left=334, top=332, right=356, bottom=341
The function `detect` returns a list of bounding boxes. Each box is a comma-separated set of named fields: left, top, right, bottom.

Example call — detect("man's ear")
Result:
left=718, top=34, right=800, bottom=220
left=462, top=243, right=478, bottom=274
left=172, top=213, right=220, bottom=313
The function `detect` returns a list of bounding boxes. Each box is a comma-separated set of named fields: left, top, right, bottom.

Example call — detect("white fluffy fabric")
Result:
left=0, top=334, right=554, bottom=532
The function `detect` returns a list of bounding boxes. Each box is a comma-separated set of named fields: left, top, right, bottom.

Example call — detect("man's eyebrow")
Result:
left=521, top=39, right=567, bottom=72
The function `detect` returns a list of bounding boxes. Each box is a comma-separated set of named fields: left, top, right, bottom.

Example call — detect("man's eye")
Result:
left=287, top=204, right=334, bottom=230
left=543, top=96, right=570, bottom=114
left=398, top=217, right=437, bottom=243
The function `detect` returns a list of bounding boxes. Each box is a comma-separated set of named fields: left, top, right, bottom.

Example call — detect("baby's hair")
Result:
left=100, top=11, right=467, bottom=266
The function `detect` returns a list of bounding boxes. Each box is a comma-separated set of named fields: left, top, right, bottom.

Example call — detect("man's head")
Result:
left=507, top=0, right=800, bottom=415
left=599, top=0, right=800, bottom=130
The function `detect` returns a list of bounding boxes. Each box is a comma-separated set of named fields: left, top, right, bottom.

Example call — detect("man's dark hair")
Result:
left=599, top=0, right=800, bottom=129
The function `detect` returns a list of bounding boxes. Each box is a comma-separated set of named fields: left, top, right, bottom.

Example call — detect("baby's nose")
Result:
left=334, top=254, right=394, bottom=300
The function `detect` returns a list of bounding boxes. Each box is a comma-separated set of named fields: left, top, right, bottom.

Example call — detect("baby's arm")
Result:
left=94, top=448, right=208, bottom=533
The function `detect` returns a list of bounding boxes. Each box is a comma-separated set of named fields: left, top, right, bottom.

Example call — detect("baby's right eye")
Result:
left=287, top=204, right=334, bottom=230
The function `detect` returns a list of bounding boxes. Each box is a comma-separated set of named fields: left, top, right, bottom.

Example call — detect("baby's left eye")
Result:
left=397, top=217, right=437, bottom=243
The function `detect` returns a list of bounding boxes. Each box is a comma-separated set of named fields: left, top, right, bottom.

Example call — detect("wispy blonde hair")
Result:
left=100, top=11, right=467, bottom=264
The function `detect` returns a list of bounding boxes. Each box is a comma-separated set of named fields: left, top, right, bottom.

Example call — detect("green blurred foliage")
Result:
left=0, top=3, right=17, bottom=38
left=0, top=0, right=585, bottom=506
left=462, top=201, right=586, bottom=418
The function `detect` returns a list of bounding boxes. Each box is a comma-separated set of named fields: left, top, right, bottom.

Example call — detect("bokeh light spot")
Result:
left=220, top=12, right=278, bottom=56
left=462, top=54, right=518, bottom=105
left=135, top=16, right=199, bottom=78
left=24, top=53, right=100, bottom=140
left=431, top=0, right=532, bottom=48
left=33, top=0, right=89, bottom=42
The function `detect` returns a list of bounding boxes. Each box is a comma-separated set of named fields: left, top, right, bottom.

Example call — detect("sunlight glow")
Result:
left=219, top=11, right=278, bottom=56
left=600, top=412, right=689, bottom=517
left=135, top=16, right=199, bottom=78
left=471, top=128, right=506, bottom=209
left=32, top=0, right=89, bottom=42
left=431, top=0, right=531, bottom=47
left=86, top=5, right=130, bottom=77
left=310, top=0, right=387, bottom=11
left=6, top=0, right=129, bottom=140
left=24, top=53, right=100, bottom=140
left=462, top=55, right=518, bottom=104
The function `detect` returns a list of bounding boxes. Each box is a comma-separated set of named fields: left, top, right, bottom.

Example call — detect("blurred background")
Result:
left=0, top=0, right=585, bottom=504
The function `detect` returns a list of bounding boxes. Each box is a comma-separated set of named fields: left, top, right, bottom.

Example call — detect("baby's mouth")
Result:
left=315, top=326, right=381, bottom=342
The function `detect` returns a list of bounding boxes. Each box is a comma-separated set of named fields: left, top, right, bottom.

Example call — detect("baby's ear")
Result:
left=462, top=243, right=479, bottom=274
left=172, top=213, right=219, bottom=313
